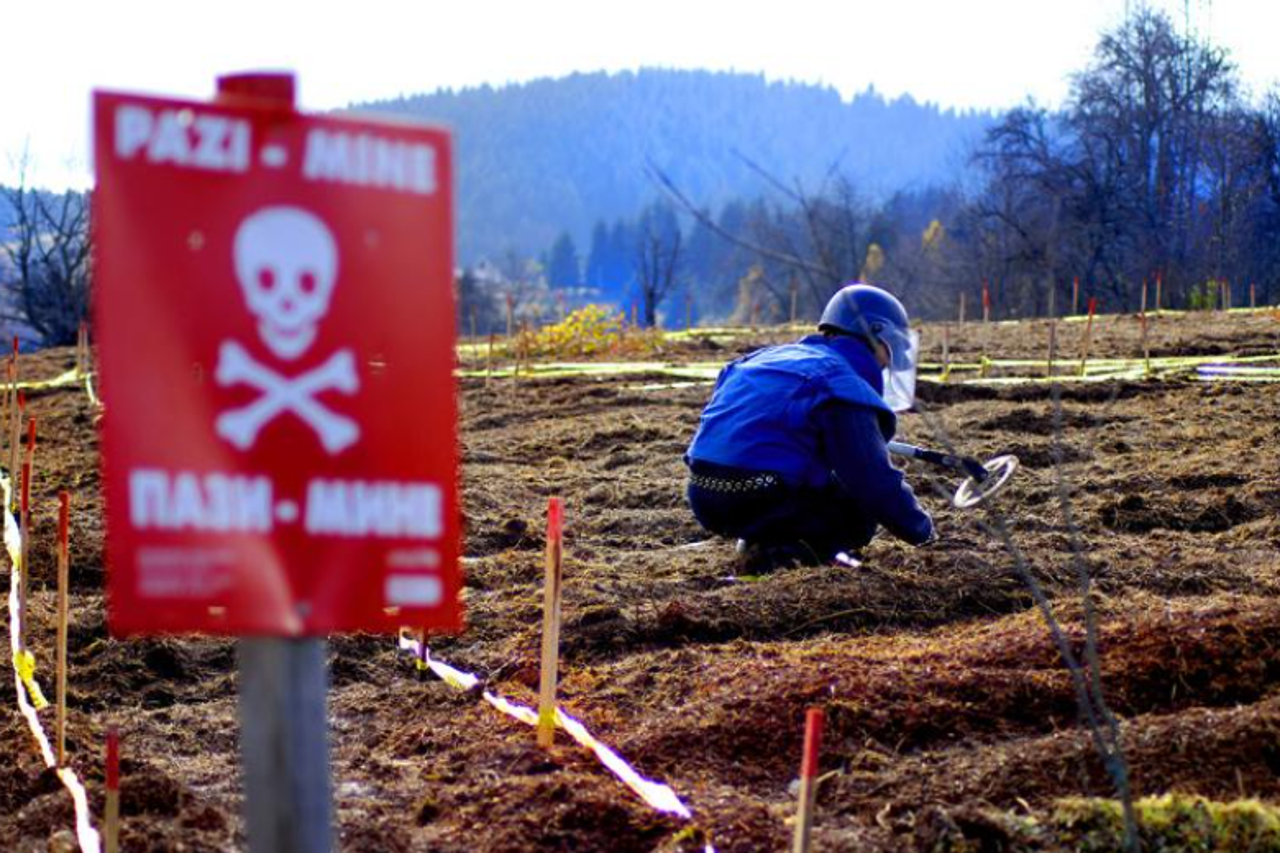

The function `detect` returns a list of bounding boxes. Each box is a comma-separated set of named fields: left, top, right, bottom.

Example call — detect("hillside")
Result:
left=355, top=69, right=996, bottom=263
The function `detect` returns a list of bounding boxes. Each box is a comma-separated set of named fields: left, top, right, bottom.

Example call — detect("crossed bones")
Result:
left=215, top=340, right=360, bottom=454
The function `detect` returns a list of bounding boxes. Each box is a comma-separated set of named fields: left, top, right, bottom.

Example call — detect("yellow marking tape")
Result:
left=13, top=368, right=86, bottom=393
left=14, top=649, right=49, bottom=709
left=4, top=474, right=102, bottom=853
left=397, top=634, right=698, bottom=822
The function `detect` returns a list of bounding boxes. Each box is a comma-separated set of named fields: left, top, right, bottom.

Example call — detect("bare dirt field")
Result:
left=2, top=308, right=1279, bottom=851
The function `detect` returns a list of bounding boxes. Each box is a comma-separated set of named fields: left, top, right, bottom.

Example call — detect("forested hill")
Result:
left=354, top=69, right=997, bottom=263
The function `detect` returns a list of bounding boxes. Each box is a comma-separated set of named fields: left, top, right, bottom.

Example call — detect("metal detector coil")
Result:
left=952, top=455, right=1019, bottom=509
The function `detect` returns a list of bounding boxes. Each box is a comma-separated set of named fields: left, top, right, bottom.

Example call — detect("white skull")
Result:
left=232, top=206, right=339, bottom=361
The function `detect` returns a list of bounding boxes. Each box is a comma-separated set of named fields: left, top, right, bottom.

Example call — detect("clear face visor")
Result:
left=880, top=328, right=920, bottom=412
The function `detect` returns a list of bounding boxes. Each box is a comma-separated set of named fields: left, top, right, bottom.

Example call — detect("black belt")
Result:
left=688, top=471, right=780, bottom=494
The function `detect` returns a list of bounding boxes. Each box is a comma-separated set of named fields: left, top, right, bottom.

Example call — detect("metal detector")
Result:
left=887, top=441, right=1019, bottom=509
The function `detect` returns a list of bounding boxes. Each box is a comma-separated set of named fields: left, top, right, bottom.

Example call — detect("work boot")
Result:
left=734, top=539, right=824, bottom=573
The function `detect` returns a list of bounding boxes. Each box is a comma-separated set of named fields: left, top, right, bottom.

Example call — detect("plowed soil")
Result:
left=2, top=308, right=1279, bottom=851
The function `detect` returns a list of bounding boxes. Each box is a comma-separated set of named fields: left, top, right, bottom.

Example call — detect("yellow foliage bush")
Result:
left=512, top=304, right=665, bottom=358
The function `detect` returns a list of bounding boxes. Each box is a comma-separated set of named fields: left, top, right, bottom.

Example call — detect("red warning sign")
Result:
left=93, top=79, right=460, bottom=635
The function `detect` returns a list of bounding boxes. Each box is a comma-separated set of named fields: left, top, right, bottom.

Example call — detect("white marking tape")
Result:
left=4, top=474, right=102, bottom=853
left=83, top=372, right=101, bottom=409
left=397, top=634, right=702, bottom=824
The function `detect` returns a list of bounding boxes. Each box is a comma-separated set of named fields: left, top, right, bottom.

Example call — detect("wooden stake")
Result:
left=18, top=459, right=30, bottom=653
left=941, top=325, right=951, bottom=382
left=1048, top=282, right=1057, bottom=320
left=791, top=708, right=825, bottom=853
left=1156, top=274, right=1163, bottom=313
left=1072, top=277, right=1080, bottom=316
left=537, top=497, right=564, bottom=749
left=979, top=282, right=992, bottom=375
left=1047, top=320, right=1058, bottom=377
left=1078, top=297, right=1097, bottom=376
left=485, top=333, right=495, bottom=387
left=56, top=491, right=70, bottom=766
left=1141, top=278, right=1148, bottom=316
left=750, top=300, right=760, bottom=328
left=9, top=392, right=22, bottom=513
left=1141, top=311, right=1151, bottom=375
left=958, top=292, right=966, bottom=326
left=1, top=358, right=12, bottom=470
left=413, top=627, right=429, bottom=679
left=78, top=322, right=89, bottom=376
left=105, top=728, right=120, bottom=853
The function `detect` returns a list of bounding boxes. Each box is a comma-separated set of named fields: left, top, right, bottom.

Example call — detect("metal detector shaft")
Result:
left=887, top=441, right=990, bottom=482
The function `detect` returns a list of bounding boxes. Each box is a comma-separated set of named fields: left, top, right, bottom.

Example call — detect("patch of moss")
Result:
left=1052, top=794, right=1280, bottom=852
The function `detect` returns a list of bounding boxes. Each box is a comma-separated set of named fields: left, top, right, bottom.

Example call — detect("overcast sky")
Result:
left=4, top=0, right=1277, bottom=190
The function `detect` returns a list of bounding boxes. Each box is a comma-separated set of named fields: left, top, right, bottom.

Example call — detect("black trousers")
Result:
left=686, top=459, right=876, bottom=558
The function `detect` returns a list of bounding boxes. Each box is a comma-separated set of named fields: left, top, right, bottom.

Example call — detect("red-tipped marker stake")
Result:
left=56, top=491, right=70, bottom=766
left=20, top=460, right=29, bottom=520
left=17, top=459, right=31, bottom=652
left=982, top=280, right=991, bottom=323
left=537, top=497, right=565, bottom=748
left=792, top=707, right=825, bottom=853
left=1079, top=297, right=1098, bottom=376
left=105, top=728, right=120, bottom=853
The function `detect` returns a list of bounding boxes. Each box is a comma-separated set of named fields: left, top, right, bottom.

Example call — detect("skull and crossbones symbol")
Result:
left=215, top=206, right=360, bottom=454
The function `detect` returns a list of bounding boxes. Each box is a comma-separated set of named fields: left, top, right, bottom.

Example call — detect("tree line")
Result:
left=5, top=9, right=1280, bottom=343
left=508, top=8, right=1280, bottom=328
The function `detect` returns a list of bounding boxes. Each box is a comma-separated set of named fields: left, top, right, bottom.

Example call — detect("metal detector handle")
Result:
left=887, top=441, right=990, bottom=482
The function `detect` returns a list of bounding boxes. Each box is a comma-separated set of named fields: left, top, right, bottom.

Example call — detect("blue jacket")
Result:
left=687, top=334, right=933, bottom=545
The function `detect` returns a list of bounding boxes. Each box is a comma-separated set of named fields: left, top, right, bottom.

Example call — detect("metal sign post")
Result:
left=238, top=638, right=333, bottom=852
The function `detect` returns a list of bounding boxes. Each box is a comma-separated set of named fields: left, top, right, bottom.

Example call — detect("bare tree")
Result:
left=632, top=202, right=682, bottom=327
left=648, top=155, right=872, bottom=320
left=968, top=9, right=1243, bottom=315
left=1, top=159, right=92, bottom=346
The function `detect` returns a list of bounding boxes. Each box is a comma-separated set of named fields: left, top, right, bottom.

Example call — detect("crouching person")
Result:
left=684, top=283, right=934, bottom=567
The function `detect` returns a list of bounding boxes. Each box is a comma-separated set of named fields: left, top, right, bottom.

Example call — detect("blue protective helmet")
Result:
left=818, top=283, right=914, bottom=370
